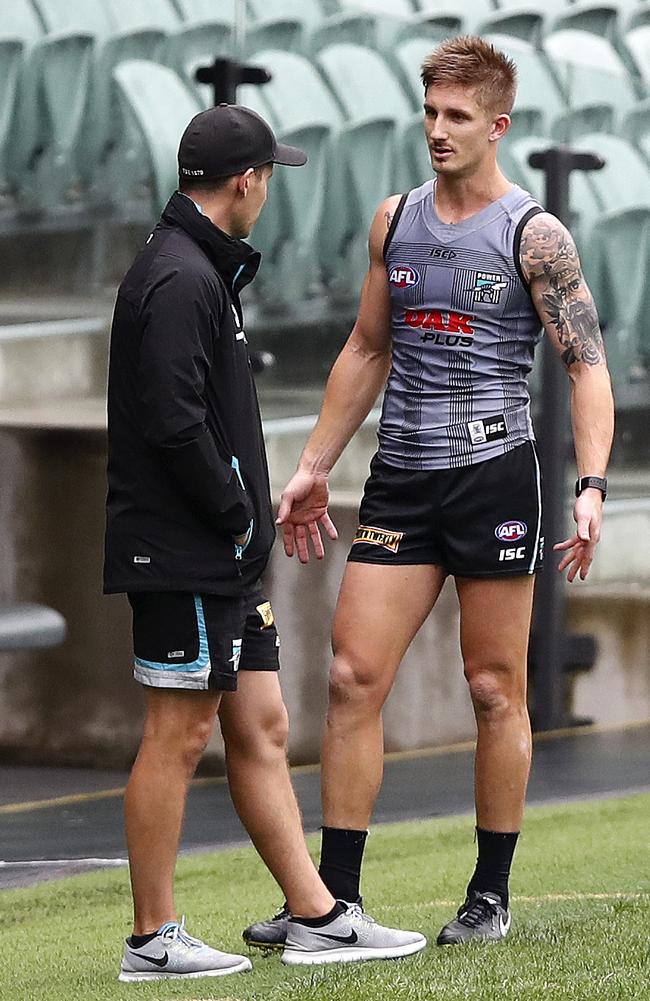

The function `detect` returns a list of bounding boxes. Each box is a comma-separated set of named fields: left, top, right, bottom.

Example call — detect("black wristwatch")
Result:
left=575, top=476, right=607, bottom=500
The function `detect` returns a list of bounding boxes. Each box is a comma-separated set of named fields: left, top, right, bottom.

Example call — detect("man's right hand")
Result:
left=276, top=469, right=338, bottom=563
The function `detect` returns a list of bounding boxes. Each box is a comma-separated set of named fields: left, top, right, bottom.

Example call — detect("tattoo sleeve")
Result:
left=520, top=214, right=606, bottom=367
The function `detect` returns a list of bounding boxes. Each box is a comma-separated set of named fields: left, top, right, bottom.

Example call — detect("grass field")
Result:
left=2, top=793, right=649, bottom=1001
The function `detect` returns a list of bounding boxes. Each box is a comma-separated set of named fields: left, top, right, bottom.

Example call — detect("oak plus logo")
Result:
left=389, top=264, right=420, bottom=288
left=404, top=309, right=475, bottom=347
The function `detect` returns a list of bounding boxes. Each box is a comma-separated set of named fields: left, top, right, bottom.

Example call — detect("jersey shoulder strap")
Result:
left=382, top=194, right=408, bottom=260
left=513, top=204, right=545, bottom=291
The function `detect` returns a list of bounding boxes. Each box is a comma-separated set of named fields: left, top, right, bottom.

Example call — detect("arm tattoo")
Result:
left=384, top=211, right=393, bottom=231
left=520, top=214, right=605, bottom=367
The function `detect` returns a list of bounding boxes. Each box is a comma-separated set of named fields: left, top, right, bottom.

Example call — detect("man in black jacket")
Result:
left=105, top=105, right=425, bottom=982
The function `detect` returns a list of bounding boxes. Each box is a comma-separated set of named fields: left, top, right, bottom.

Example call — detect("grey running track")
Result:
left=1, top=721, right=649, bottom=889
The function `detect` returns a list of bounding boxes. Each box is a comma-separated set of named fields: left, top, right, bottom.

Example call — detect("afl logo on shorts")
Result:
left=495, top=520, right=528, bottom=542
left=389, top=265, right=420, bottom=288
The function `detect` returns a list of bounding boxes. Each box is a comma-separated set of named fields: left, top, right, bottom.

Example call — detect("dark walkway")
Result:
left=1, top=721, right=649, bottom=890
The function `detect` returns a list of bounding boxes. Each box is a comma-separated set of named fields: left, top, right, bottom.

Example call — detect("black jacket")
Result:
left=104, top=192, right=276, bottom=596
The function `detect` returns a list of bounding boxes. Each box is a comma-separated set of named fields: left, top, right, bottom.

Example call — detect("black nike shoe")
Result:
left=242, top=904, right=291, bottom=951
left=436, top=891, right=512, bottom=946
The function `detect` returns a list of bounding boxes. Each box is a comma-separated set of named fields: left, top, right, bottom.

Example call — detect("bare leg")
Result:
left=322, top=563, right=447, bottom=829
left=456, top=575, right=535, bottom=831
left=124, top=688, right=221, bottom=935
left=218, top=671, right=334, bottom=918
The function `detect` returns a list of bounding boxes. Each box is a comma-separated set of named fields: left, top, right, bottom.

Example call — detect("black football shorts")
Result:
left=349, top=441, right=544, bottom=577
left=127, top=587, right=280, bottom=692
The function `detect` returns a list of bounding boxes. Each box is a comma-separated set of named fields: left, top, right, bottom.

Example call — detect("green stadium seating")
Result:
left=6, top=0, right=97, bottom=211
left=572, top=133, right=650, bottom=398
left=109, top=59, right=200, bottom=216
left=588, top=206, right=650, bottom=403
left=315, top=43, right=417, bottom=294
left=0, top=0, right=41, bottom=207
left=624, top=25, right=650, bottom=90
left=238, top=50, right=341, bottom=304
left=543, top=29, right=640, bottom=137
left=162, top=0, right=233, bottom=94
left=245, top=0, right=321, bottom=53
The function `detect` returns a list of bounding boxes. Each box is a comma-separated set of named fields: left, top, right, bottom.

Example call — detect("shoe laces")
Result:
left=272, top=904, right=290, bottom=922
left=158, top=916, right=202, bottom=949
left=457, top=894, right=500, bottom=929
left=345, top=902, right=375, bottom=925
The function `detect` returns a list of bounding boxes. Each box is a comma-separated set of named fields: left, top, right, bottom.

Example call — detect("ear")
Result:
left=489, top=113, right=511, bottom=143
left=235, top=168, right=255, bottom=196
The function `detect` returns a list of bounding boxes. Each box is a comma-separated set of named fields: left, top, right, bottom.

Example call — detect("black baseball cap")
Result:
left=178, top=103, right=308, bottom=181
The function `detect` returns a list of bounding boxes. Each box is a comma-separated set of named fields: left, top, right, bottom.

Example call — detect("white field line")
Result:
left=383, top=892, right=649, bottom=910
left=0, top=858, right=127, bottom=868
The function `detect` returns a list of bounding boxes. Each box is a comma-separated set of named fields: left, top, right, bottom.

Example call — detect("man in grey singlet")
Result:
left=243, top=36, right=615, bottom=949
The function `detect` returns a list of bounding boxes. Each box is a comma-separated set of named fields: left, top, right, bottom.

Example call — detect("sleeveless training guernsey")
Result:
left=379, top=179, right=543, bottom=470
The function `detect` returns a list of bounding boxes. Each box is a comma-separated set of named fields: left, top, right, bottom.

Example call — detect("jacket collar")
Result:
left=161, top=191, right=261, bottom=297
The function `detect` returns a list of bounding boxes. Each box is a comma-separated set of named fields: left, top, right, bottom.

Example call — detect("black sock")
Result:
left=318, top=826, right=368, bottom=903
left=290, top=901, right=346, bottom=927
left=466, top=827, right=519, bottom=909
left=128, top=930, right=158, bottom=947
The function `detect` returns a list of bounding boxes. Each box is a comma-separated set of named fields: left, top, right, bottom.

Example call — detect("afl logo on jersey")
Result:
left=389, top=265, right=420, bottom=288
left=495, top=520, right=528, bottom=542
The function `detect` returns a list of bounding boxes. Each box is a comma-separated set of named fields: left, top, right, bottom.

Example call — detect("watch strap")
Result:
left=575, top=475, right=607, bottom=499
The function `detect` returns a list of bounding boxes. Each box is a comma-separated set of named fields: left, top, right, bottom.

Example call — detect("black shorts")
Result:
left=349, top=441, right=544, bottom=577
left=127, top=588, right=280, bottom=692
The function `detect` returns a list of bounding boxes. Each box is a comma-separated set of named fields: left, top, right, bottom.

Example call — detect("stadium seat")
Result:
left=0, top=0, right=41, bottom=206
left=481, top=0, right=567, bottom=44
left=245, top=0, right=322, bottom=54
left=570, top=133, right=650, bottom=397
left=238, top=50, right=341, bottom=305
left=623, top=25, right=650, bottom=91
left=315, top=43, right=417, bottom=295
left=417, top=0, right=494, bottom=34
left=588, top=206, right=650, bottom=404
left=162, top=0, right=234, bottom=95
left=543, top=29, right=640, bottom=138
left=108, top=60, right=200, bottom=216
left=6, top=0, right=96, bottom=211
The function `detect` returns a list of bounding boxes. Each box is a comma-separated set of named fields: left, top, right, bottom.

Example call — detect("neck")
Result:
left=181, top=190, right=239, bottom=237
left=434, top=163, right=512, bottom=224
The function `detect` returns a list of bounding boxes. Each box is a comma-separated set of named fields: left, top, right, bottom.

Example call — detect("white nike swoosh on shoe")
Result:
left=499, top=912, right=512, bottom=936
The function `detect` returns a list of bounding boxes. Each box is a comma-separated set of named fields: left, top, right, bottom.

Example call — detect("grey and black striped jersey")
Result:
left=379, top=179, right=544, bottom=470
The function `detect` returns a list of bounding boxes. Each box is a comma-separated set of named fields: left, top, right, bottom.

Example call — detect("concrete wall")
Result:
left=0, top=426, right=648, bottom=770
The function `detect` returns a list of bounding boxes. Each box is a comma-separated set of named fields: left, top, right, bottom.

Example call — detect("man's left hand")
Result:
left=553, top=489, right=603, bottom=582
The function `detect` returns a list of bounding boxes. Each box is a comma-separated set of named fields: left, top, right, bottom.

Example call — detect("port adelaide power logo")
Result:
left=389, top=264, right=420, bottom=288
left=472, top=271, right=508, bottom=304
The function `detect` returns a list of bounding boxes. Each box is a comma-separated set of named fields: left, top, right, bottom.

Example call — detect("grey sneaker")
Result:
left=282, top=902, right=427, bottom=966
left=118, top=917, right=252, bottom=982
left=242, top=897, right=363, bottom=950
left=436, top=891, right=512, bottom=945
left=242, top=903, right=290, bottom=951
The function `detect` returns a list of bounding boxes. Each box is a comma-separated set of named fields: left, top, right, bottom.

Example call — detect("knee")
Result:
left=223, top=697, right=289, bottom=761
left=328, top=652, right=386, bottom=713
left=465, top=664, right=523, bottom=721
left=143, top=711, right=214, bottom=774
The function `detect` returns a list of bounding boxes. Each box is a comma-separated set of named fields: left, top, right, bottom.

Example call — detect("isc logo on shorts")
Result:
left=495, top=520, right=528, bottom=542
left=389, top=265, right=420, bottom=288
left=353, top=524, right=404, bottom=553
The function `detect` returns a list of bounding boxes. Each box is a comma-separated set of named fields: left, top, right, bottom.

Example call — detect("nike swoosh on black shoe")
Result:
left=131, top=951, right=169, bottom=967
left=314, top=930, right=358, bottom=945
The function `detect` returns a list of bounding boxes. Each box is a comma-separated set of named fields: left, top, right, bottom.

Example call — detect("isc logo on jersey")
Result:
left=389, top=265, right=420, bottom=288
left=495, top=521, right=527, bottom=542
